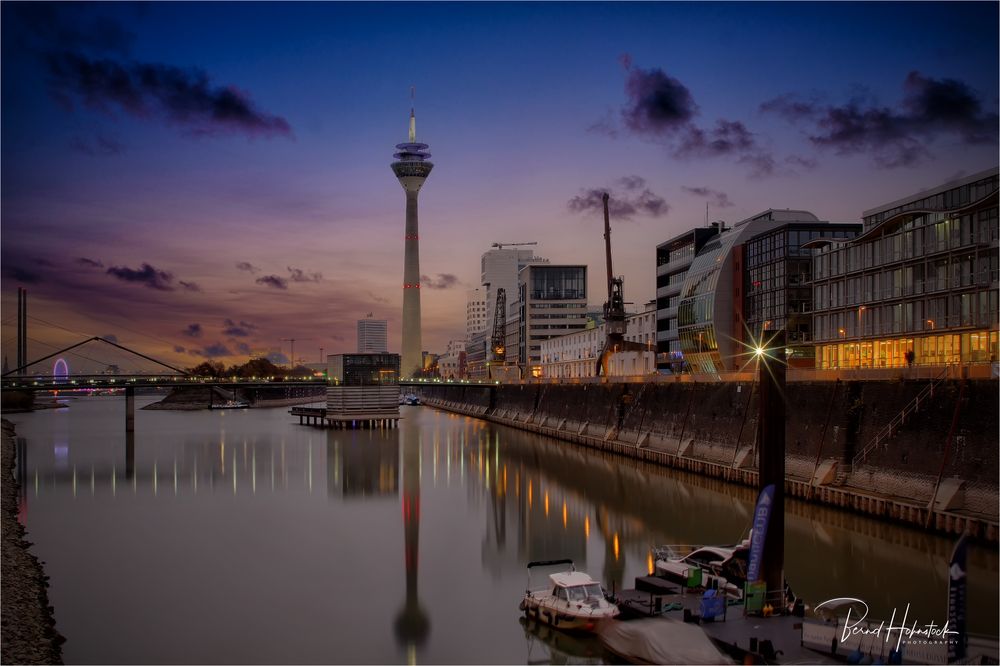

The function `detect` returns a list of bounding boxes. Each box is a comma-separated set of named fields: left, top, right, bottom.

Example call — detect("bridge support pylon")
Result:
left=125, top=386, right=135, bottom=433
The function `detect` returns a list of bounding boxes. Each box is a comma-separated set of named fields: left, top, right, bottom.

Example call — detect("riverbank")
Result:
left=416, top=379, right=999, bottom=542
left=144, top=385, right=324, bottom=410
left=1, top=419, right=64, bottom=664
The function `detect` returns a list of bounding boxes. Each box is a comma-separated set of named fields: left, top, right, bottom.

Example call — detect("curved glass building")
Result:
left=677, top=210, right=819, bottom=374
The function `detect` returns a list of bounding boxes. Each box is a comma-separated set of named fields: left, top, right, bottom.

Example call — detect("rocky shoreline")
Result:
left=1, top=419, right=64, bottom=664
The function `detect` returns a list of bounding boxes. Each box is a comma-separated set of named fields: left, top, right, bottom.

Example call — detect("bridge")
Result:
left=1, top=336, right=496, bottom=434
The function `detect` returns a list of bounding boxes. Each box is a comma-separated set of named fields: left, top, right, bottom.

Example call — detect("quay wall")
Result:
left=417, top=379, right=999, bottom=542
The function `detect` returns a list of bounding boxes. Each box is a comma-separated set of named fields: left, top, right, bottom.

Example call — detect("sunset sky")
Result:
left=2, top=2, right=997, bottom=371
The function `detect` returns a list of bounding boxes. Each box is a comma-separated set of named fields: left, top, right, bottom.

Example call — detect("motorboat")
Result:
left=652, top=538, right=750, bottom=598
left=519, top=559, right=619, bottom=632
left=401, top=393, right=421, bottom=406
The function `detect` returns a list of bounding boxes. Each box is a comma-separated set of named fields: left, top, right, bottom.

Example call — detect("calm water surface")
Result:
left=9, top=396, right=999, bottom=664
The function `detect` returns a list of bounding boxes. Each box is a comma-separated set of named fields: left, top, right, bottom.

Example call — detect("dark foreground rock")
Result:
left=1, top=419, right=64, bottom=664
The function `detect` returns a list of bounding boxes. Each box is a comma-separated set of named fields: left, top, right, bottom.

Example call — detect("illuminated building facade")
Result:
left=811, top=168, right=999, bottom=369
left=540, top=303, right=657, bottom=378
left=677, top=210, right=814, bottom=374
left=742, top=222, right=860, bottom=367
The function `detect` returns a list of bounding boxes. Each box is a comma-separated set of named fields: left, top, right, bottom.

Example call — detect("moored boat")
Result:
left=519, top=559, right=619, bottom=632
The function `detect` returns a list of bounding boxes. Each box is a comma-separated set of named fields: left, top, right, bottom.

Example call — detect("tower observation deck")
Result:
left=392, top=107, right=434, bottom=377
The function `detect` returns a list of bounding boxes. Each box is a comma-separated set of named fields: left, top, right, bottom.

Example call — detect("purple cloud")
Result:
left=255, top=275, right=288, bottom=290
left=567, top=176, right=669, bottom=220
left=106, top=262, right=174, bottom=290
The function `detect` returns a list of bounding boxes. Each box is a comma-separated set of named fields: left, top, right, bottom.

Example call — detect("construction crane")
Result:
left=490, top=287, right=507, bottom=363
left=491, top=241, right=537, bottom=250
left=597, top=193, right=627, bottom=376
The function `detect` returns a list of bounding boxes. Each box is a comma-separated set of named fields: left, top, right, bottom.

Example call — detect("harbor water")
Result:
left=8, top=396, right=999, bottom=664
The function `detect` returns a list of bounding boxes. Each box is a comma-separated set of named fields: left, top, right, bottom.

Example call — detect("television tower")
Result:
left=391, top=92, right=433, bottom=377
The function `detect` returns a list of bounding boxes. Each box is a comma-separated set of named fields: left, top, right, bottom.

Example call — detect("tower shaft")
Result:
left=402, top=189, right=423, bottom=376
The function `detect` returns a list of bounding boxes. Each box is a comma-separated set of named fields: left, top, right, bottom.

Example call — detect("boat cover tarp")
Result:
left=597, top=616, right=729, bottom=664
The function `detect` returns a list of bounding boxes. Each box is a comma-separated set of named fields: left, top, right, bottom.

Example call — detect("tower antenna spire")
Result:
left=409, top=86, right=416, bottom=143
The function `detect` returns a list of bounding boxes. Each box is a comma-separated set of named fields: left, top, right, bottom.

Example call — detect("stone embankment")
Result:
left=1, top=419, right=64, bottom=664
left=416, top=379, right=999, bottom=542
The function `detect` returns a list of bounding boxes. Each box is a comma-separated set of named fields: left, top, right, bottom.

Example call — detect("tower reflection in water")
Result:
left=394, top=418, right=428, bottom=664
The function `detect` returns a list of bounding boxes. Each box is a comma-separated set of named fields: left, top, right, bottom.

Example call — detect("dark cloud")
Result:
left=183, top=323, right=202, bottom=338
left=761, top=72, right=998, bottom=168
left=46, top=51, right=293, bottom=139
left=287, top=266, right=322, bottom=283
left=173, top=345, right=186, bottom=354
left=179, top=280, right=201, bottom=292
left=567, top=177, right=670, bottom=220
left=69, top=134, right=125, bottom=156
left=235, top=261, right=260, bottom=274
left=101, top=334, right=118, bottom=344
left=608, top=57, right=777, bottom=177
left=255, top=275, right=288, bottom=290
left=200, top=342, right=232, bottom=358
left=420, top=274, right=460, bottom=290
left=235, top=342, right=252, bottom=355
left=682, top=186, right=734, bottom=208
left=106, top=262, right=174, bottom=290
left=366, top=291, right=390, bottom=305
left=222, top=319, right=257, bottom=337
left=621, top=62, right=698, bottom=134
left=77, top=257, right=104, bottom=268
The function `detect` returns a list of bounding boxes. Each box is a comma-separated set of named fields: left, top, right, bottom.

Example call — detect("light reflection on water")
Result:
left=8, top=396, right=998, bottom=664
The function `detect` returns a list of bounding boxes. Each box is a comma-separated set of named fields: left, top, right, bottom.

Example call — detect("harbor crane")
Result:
left=597, top=193, right=627, bottom=376
left=491, top=241, right=537, bottom=250
left=490, top=287, right=507, bottom=364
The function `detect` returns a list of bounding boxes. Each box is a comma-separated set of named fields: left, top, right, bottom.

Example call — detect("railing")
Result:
left=851, top=368, right=949, bottom=468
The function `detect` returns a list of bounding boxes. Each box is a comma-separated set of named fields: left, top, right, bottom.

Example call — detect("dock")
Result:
left=290, top=406, right=400, bottom=429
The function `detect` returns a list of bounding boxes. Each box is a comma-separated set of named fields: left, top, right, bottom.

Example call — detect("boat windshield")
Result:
left=567, top=584, right=604, bottom=601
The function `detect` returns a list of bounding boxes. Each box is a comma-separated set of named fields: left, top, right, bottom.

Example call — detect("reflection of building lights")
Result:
left=647, top=551, right=654, bottom=575
left=613, top=533, right=620, bottom=561
left=584, top=515, right=590, bottom=539
left=562, top=501, right=567, bottom=529
left=528, top=482, right=532, bottom=508
left=544, top=491, right=549, bottom=517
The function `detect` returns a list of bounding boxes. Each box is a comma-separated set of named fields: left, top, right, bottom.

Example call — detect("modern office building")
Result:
left=391, top=106, right=433, bottom=377
left=540, top=303, right=657, bottom=378
left=742, top=221, right=860, bottom=366
left=677, top=210, right=824, bottom=374
left=466, top=288, right=487, bottom=341
left=655, top=225, right=722, bottom=369
left=481, top=247, right=548, bottom=335
left=811, top=168, right=999, bottom=369
left=465, top=329, right=489, bottom=380
left=516, top=264, right=588, bottom=376
left=357, top=316, right=388, bottom=353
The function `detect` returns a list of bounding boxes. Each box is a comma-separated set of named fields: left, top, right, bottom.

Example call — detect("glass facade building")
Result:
left=743, top=223, right=860, bottom=366
left=677, top=210, right=829, bottom=374
left=811, top=168, right=999, bottom=369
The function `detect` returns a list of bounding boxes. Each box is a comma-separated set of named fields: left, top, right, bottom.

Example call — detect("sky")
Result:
left=2, top=1, right=997, bottom=372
